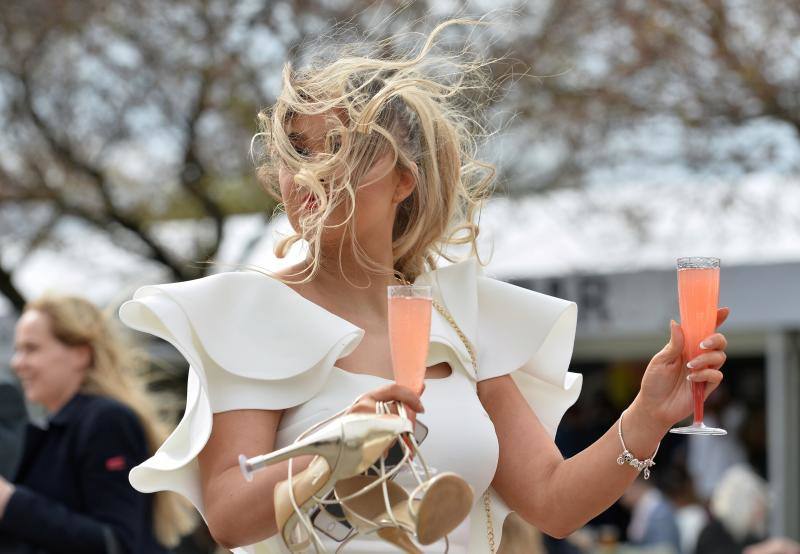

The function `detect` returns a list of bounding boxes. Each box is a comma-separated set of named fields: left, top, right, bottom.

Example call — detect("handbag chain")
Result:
left=429, top=297, right=496, bottom=554
left=399, top=275, right=497, bottom=553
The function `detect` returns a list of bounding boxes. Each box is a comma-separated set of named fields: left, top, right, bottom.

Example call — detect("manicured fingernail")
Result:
left=700, top=340, right=712, bottom=349
left=686, top=374, right=696, bottom=381
left=687, top=360, right=697, bottom=369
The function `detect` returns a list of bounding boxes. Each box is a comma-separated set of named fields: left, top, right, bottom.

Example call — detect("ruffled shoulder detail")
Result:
left=420, top=258, right=582, bottom=436
left=122, top=272, right=364, bottom=385
left=421, top=260, right=583, bottom=553
left=475, top=273, right=582, bottom=438
left=118, top=271, right=364, bottom=526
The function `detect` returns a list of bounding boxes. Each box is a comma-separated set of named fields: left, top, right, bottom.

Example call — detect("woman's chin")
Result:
left=18, top=381, right=44, bottom=404
left=20, top=386, right=39, bottom=404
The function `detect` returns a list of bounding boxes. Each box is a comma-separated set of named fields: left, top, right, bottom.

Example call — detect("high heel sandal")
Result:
left=334, top=471, right=474, bottom=552
left=241, top=401, right=472, bottom=553
left=239, top=411, right=412, bottom=552
left=330, top=401, right=473, bottom=553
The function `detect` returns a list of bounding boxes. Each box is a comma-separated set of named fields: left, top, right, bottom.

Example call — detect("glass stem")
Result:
left=692, top=381, right=706, bottom=425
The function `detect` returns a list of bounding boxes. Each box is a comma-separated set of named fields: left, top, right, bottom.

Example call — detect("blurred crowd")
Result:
left=544, top=361, right=799, bottom=554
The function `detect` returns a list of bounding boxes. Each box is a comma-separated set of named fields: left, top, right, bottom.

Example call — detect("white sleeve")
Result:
left=118, top=272, right=364, bottom=518
left=475, top=276, right=582, bottom=438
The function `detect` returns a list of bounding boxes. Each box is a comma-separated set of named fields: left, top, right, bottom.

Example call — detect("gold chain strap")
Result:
left=483, top=487, right=496, bottom=553
left=399, top=277, right=497, bottom=554
left=430, top=299, right=478, bottom=380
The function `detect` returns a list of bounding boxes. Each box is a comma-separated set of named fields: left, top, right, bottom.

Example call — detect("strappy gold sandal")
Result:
left=334, top=471, right=473, bottom=552
left=242, top=401, right=472, bottom=553
left=327, top=401, right=473, bottom=553
left=239, top=412, right=412, bottom=552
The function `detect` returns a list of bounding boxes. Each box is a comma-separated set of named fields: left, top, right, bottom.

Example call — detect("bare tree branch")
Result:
left=17, top=71, right=191, bottom=280
left=0, top=256, right=25, bottom=314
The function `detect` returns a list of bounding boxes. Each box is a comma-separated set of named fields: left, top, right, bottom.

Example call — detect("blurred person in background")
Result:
left=660, top=465, right=707, bottom=554
left=694, top=464, right=767, bottom=554
left=685, top=384, right=747, bottom=501
left=620, top=477, right=682, bottom=554
left=694, top=464, right=800, bottom=554
left=498, top=512, right=547, bottom=554
left=0, top=295, right=195, bottom=553
left=743, top=538, right=800, bottom=554
left=0, top=380, right=26, bottom=481
left=0, top=377, right=26, bottom=554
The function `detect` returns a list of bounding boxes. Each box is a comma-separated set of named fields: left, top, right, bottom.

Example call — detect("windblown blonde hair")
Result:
left=255, top=19, right=496, bottom=283
left=25, top=295, right=196, bottom=547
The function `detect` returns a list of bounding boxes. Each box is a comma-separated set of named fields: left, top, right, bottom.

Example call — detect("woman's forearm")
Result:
left=542, top=399, right=669, bottom=537
left=204, top=454, right=313, bottom=548
left=480, top=375, right=671, bottom=539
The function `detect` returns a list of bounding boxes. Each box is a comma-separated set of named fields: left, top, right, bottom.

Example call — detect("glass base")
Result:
left=669, top=422, right=727, bottom=436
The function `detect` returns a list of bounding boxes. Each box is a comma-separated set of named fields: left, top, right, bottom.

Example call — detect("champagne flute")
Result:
left=387, top=285, right=432, bottom=418
left=669, top=257, right=727, bottom=436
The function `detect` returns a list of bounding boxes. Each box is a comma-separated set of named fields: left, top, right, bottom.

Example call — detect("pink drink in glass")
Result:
left=678, top=266, right=720, bottom=424
left=670, top=257, right=726, bottom=436
left=388, top=290, right=432, bottom=396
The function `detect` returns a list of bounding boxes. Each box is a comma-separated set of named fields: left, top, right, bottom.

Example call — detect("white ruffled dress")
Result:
left=119, top=258, right=583, bottom=553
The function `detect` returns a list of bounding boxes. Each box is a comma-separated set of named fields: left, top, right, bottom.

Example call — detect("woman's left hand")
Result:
left=632, top=307, right=730, bottom=430
left=0, top=475, right=15, bottom=519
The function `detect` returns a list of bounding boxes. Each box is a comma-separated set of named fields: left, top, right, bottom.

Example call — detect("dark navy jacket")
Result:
left=0, top=393, right=168, bottom=554
left=0, top=382, right=26, bottom=480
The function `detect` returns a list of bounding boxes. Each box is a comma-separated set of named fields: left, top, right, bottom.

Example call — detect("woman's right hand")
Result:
left=345, top=383, right=425, bottom=418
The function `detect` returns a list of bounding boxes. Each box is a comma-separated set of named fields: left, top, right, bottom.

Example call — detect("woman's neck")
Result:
left=45, top=381, right=83, bottom=415
left=300, top=235, right=400, bottom=319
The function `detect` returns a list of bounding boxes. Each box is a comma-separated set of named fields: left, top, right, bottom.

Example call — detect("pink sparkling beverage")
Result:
left=387, top=287, right=432, bottom=396
left=670, top=257, right=726, bottom=436
left=678, top=266, right=720, bottom=423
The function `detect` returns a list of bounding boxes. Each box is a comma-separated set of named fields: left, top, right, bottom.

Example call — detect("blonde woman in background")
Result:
left=0, top=295, right=195, bottom=553
left=119, top=20, right=730, bottom=553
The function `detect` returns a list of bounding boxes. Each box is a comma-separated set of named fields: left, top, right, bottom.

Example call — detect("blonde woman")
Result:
left=118, top=20, right=730, bottom=554
left=0, top=295, right=195, bottom=553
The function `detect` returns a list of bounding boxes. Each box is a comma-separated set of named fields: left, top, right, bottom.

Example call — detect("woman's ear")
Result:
left=392, top=165, right=417, bottom=205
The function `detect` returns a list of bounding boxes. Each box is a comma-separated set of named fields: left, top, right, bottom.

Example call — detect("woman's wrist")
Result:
left=621, top=398, right=670, bottom=459
left=629, top=396, right=672, bottom=436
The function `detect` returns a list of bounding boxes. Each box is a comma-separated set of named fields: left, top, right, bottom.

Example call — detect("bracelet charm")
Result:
left=617, top=411, right=660, bottom=480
